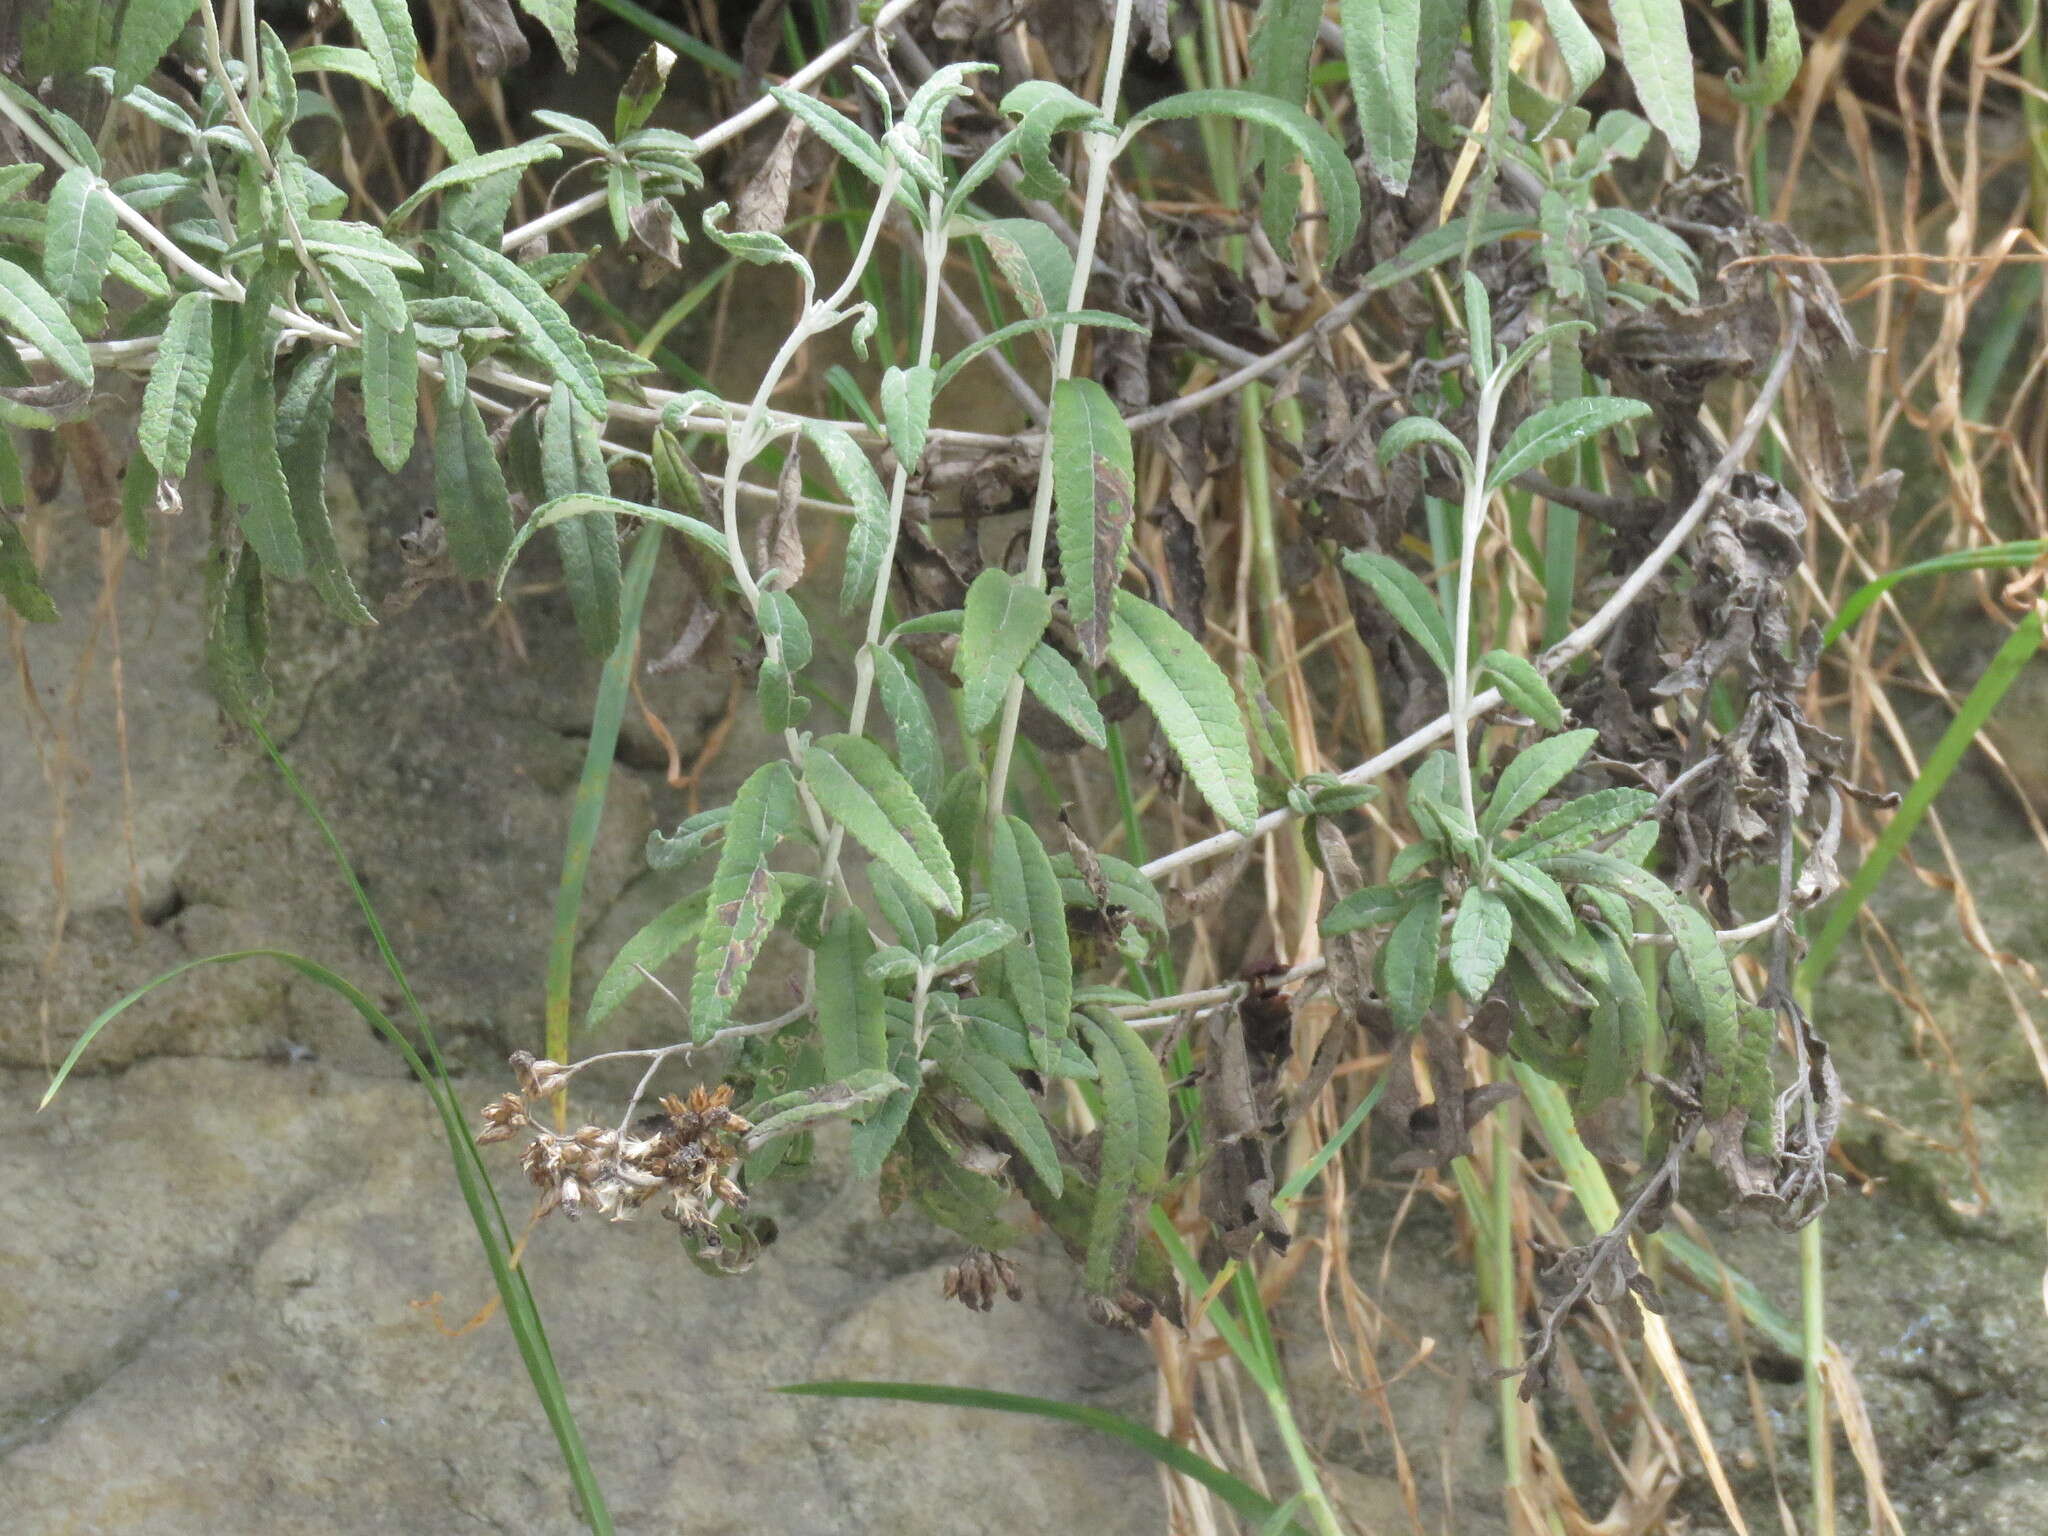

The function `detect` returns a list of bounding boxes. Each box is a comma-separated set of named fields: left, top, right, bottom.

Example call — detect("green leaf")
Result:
left=803, top=421, right=892, bottom=616
left=870, top=863, right=938, bottom=954
left=804, top=734, right=964, bottom=916
left=850, top=1036, right=922, bottom=1181
left=931, top=917, right=1019, bottom=973
left=1541, top=0, right=1605, bottom=105
left=991, top=814, right=1073, bottom=1076
left=1727, top=0, right=1801, bottom=106
left=970, top=217, right=1074, bottom=322
left=1126, top=89, right=1361, bottom=263
left=205, top=544, right=269, bottom=722
left=868, top=644, right=943, bottom=806
left=1079, top=1009, right=1170, bottom=1294
left=42, top=166, right=114, bottom=317
left=749, top=1068, right=905, bottom=1144
left=1000, top=79, right=1108, bottom=201
left=1247, top=0, right=1324, bottom=245
left=880, top=363, right=934, bottom=472
left=931, top=310, right=1145, bottom=397
left=1108, top=589, right=1260, bottom=835
left=113, top=0, right=200, bottom=97
left=1357, top=209, right=1533, bottom=291
left=1342, top=0, right=1422, bottom=193
left=289, top=45, right=475, bottom=160
left=1321, top=882, right=1411, bottom=936
left=1382, top=885, right=1443, bottom=1031
left=0, top=256, right=91, bottom=386
left=337, top=0, right=416, bottom=109
left=1537, top=852, right=1738, bottom=1069
left=960, top=567, right=1054, bottom=734
left=360, top=307, right=418, bottom=472
left=647, top=806, right=730, bottom=872
left=216, top=343, right=307, bottom=580
left=534, top=387, right=621, bottom=653
left=138, top=290, right=214, bottom=478
left=1020, top=641, right=1107, bottom=749
left=1480, top=727, right=1598, bottom=837
left=276, top=350, right=374, bottom=624
left=1609, top=0, right=1700, bottom=166
left=587, top=890, right=707, bottom=1029
left=1589, top=208, right=1700, bottom=303
left=0, top=513, right=57, bottom=621
left=1462, top=270, right=1494, bottom=378
left=1499, top=785, right=1657, bottom=858
left=1049, top=851, right=1168, bottom=934
left=768, top=84, right=889, bottom=188
left=1051, top=377, right=1136, bottom=667
left=1492, top=857, right=1576, bottom=935
left=427, top=229, right=607, bottom=419
left=501, top=494, right=726, bottom=598
left=1487, top=395, right=1651, bottom=492
left=517, top=0, right=578, bottom=69
left=1578, top=925, right=1649, bottom=1108
left=1479, top=649, right=1565, bottom=730
left=692, top=761, right=798, bottom=1041
left=1823, top=540, right=2046, bottom=644
left=1341, top=549, right=1453, bottom=677
left=433, top=350, right=515, bottom=579
left=1448, top=888, right=1512, bottom=1001
left=817, top=909, right=888, bottom=1085
left=388, top=141, right=562, bottom=221
left=933, top=1035, right=1063, bottom=1196
left=957, top=997, right=1097, bottom=1080
left=1377, top=413, right=1473, bottom=475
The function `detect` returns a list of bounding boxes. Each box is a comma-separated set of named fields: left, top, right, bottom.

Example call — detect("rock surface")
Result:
left=1, top=463, right=1156, bottom=1534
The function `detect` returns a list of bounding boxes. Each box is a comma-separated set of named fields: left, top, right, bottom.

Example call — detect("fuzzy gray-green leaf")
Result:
left=1108, top=589, right=1259, bottom=835
left=817, top=909, right=888, bottom=1085
left=1480, top=727, right=1599, bottom=838
left=868, top=644, right=943, bottom=806
left=691, top=761, right=797, bottom=1041
left=1608, top=0, right=1699, bottom=166
left=138, top=290, right=214, bottom=478
left=1487, top=396, right=1651, bottom=492
left=991, top=814, right=1073, bottom=1075
left=1051, top=377, right=1135, bottom=667
left=934, top=1035, right=1063, bottom=1197
left=588, top=891, right=707, bottom=1029
left=804, top=734, right=963, bottom=916
left=216, top=345, right=307, bottom=580
left=961, top=567, right=1054, bottom=734
left=1383, top=885, right=1443, bottom=1032
left=804, top=421, right=892, bottom=615
left=1341, top=549, right=1453, bottom=677
left=1478, top=649, right=1566, bottom=730
left=428, top=229, right=606, bottom=419
left=43, top=166, right=114, bottom=317
left=1343, top=0, right=1422, bottom=192
left=1080, top=1009, right=1169, bottom=1294
left=0, top=256, right=91, bottom=387
left=1449, top=888, right=1512, bottom=1002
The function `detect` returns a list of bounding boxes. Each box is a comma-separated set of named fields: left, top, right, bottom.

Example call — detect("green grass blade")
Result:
left=1822, top=540, right=2045, bottom=644
left=781, top=1381, right=1311, bottom=1532
left=246, top=731, right=613, bottom=1529
left=1802, top=607, right=2046, bottom=983
left=42, top=936, right=614, bottom=1530
left=584, top=0, right=741, bottom=77
left=545, top=525, right=663, bottom=1071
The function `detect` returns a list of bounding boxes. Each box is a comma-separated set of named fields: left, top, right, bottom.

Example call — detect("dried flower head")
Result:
left=942, top=1249, right=1023, bottom=1312
left=475, top=1093, right=530, bottom=1145
left=481, top=1070, right=751, bottom=1241
left=508, top=1051, right=573, bottom=1099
